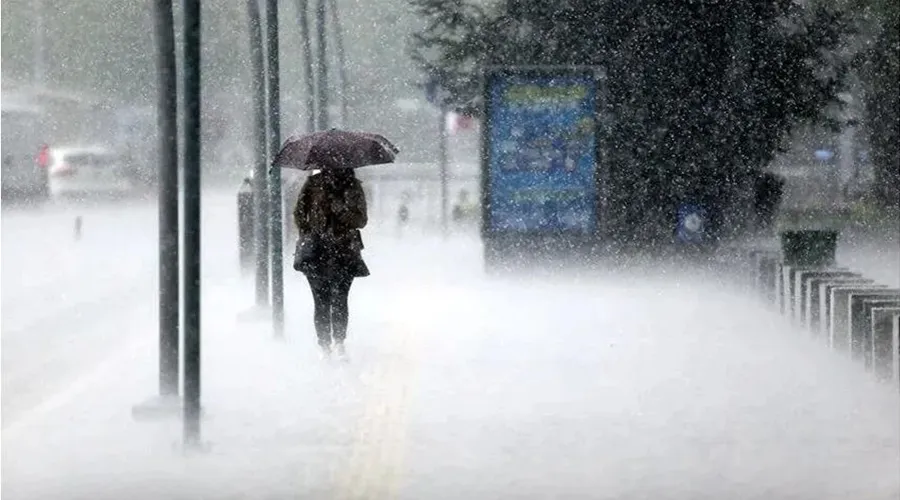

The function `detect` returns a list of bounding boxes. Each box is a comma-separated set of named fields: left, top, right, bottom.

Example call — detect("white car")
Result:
left=47, top=146, right=135, bottom=199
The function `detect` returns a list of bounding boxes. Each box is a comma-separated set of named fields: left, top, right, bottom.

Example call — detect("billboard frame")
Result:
left=479, top=65, right=609, bottom=242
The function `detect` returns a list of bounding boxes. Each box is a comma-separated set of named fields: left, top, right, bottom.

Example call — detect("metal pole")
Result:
left=328, top=0, right=348, bottom=126
left=438, top=104, right=449, bottom=236
left=249, top=0, right=270, bottom=307
left=33, top=0, right=45, bottom=86
left=266, top=0, right=285, bottom=337
left=182, top=0, right=202, bottom=446
left=154, top=0, right=180, bottom=398
left=315, top=0, right=329, bottom=130
left=295, top=0, right=316, bottom=133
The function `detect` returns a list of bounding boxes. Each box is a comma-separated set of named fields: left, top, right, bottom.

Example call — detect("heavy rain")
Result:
left=2, top=1, right=899, bottom=499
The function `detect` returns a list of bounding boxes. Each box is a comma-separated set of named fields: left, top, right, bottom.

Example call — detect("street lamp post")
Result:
left=266, top=0, right=285, bottom=337
left=249, top=0, right=270, bottom=308
left=181, top=0, right=203, bottom=447
left=315, top=0, right=329, bottom=130
left=295, top=0, right=316, bottom=133
left=131, top=0, right=182, bottom=422
left=154, top=0, right=180, bottom=399
left=328, top=0, right=348, bottom=126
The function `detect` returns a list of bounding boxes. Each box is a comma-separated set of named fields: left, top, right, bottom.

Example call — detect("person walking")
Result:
left=273, top=128, right=397, bottom=357
left=293, top=168, right=369, bottom=358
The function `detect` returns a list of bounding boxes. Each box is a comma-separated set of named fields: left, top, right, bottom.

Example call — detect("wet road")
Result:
left=2, top=195, right=898, bottom=499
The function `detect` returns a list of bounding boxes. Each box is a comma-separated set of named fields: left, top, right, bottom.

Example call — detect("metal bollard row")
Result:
left=738, top=236, right=900, bottom=394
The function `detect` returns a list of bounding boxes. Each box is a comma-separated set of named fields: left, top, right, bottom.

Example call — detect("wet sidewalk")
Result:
left=2, top=235, right=898, bottom=499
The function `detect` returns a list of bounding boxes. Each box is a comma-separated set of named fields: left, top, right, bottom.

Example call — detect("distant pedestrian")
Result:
left=293, top=168, right=369, bottom=358
left=395, top=189, right=412, bottom=237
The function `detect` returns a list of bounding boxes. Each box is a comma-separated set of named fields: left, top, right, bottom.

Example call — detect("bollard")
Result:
left=870, top=308, right=900, bottom=385
left=757, top=252, right=780, bottom=304
left=237, top=180, right=255, bottom=273
left=775, top=261, right=787, bottom=314
left=828, top=284, right=890, bottom=351
left=792, top=269, right=852, bottom=326
left=866, top=302, right=900, bottom=373
left=848, top=292, right=900, bottom=366
left=894, top=314, right=900, bottom=392
left=781, top=265, right=823, bottom=320
left=806, top=275, right=870, bottom=335
left=818, top=280, right=879, bottom=342
left=74, top=216, right=83, bottom=241
left=860, top=297, right=900, bottom=369
left=747, top=248, right=774, bottom=293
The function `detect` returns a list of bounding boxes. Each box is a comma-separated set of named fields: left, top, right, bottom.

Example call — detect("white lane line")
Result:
left=1, top=335, right=152, bottom=441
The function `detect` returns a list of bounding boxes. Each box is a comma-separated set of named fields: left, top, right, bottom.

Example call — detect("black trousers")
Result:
left=306, top=274, right=354, bottom=345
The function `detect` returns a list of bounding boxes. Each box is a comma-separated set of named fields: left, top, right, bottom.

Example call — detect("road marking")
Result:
left=334, top=321, right=423, bottom=500
left=1, top=335, right=151, bottom=441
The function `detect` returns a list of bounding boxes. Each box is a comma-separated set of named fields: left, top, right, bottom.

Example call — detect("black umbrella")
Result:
left=272, top=128, right=399, bottom=170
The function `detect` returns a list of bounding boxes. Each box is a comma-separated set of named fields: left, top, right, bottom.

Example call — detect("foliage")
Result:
left=855, top=1, right=900, bottom=207
left=0, top=0, right=421, bottom=104
left=863, top=26, right=899, bottom=207
left=410, top=0, right=852, bottom=242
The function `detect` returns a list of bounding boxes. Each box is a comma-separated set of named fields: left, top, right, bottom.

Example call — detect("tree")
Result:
left=857, top=1, right=900, bottom=208
left=410, top=0, right=851, bottom=243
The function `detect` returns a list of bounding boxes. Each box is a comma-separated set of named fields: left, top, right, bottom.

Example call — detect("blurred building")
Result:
left=769, top=92, right=871, bottom=212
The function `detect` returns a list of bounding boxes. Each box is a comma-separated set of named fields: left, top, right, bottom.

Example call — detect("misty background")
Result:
left=1, top=0, right=477, bottom=174
left=2, top=0, right=897, bottom=233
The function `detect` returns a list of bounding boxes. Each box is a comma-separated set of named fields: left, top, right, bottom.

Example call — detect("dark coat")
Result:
left=293, top=172, right=369, bottom=278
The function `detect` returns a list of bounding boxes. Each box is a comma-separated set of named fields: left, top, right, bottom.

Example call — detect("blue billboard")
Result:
left=485, top=72, right=598, bottom=233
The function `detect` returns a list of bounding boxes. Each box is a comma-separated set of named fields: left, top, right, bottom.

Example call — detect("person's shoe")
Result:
left=318, top=341, right=333, bottom=360
left=333, top=342, right=348, bottom=362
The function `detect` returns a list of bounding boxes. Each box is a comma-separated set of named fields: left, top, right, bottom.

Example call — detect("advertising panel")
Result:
left=484, top=70, right=597, bottom=233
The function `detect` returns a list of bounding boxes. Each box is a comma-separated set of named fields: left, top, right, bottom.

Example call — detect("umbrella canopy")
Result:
left=273, top=128, right=399, bottom=170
